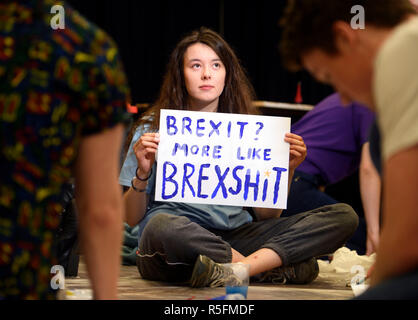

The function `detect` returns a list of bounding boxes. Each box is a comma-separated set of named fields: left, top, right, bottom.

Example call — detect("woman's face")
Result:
left=183, top=42, right=226, bottom=112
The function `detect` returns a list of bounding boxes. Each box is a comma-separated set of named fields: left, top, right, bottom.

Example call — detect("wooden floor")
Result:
left=64, top=257, right=355, bottom=300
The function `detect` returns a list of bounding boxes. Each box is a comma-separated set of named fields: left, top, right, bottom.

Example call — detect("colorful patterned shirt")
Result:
left=0, top=0, right=130, bottom=299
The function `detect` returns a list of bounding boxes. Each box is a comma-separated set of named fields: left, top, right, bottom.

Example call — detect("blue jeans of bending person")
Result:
left=136, top=203, right=358, bottom=283
left=282, top=170, right=338, bottom=217
left=355, top=269, right=418, bottom=300
left=283, top=170, right=368, bottom=255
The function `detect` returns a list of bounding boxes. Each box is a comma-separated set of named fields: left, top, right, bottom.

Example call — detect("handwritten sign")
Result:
left=155, top=109, right=291, bottom=209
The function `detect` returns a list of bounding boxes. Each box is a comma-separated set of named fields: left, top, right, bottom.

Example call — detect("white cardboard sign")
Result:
left=155, top=109, right=291, bottom=209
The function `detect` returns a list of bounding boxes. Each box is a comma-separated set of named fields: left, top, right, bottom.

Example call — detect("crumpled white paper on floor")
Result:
left=317, top=247, right=376, bottom=296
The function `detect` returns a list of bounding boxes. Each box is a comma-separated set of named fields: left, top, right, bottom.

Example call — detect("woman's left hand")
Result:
left=285, top=133, right=307, bottom=171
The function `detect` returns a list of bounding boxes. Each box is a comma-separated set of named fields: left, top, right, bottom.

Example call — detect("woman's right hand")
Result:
left=133, top=132, right=160, bottom=179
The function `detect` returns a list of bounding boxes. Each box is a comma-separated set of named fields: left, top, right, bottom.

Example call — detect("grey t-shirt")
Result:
left=119, top=124, right=253, bottom=243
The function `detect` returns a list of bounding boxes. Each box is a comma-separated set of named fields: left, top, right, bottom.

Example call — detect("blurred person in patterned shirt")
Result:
left=0, top=0, right=131, bottom=299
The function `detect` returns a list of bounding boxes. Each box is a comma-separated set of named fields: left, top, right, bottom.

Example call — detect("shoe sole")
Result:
left=190, top=255, right=210, bottom=288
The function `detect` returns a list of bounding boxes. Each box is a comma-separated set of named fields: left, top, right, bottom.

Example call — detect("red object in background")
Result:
left=294, top=82, right=303, bottom=104
left=127, top=103, right=138, bottom=114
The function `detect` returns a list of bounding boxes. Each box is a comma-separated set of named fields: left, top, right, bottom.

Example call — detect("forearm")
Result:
left=78, top=199, right=123, bottom=299
left=123, top=181, right=148, bottom=226
left=372, top=223, right=418, bottom=285
left=371, top=146, right=418, bottom=285
left=359, top=165, right=381, bottom=238
left=287, top=168, right=295, bottom=195
left=74, top=124, right=125, bottom=299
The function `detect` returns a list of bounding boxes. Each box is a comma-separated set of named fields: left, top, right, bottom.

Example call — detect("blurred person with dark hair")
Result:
left=281, top=0, right=418, bottom=299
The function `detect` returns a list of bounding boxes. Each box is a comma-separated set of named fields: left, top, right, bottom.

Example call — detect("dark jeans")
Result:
left=282, top=170, right=337, bottom=217
left=355, top=269, right=418, bottom=300
left=283, top=170, right=367, bottom=255
left=136, top=203, right=358, bottom=283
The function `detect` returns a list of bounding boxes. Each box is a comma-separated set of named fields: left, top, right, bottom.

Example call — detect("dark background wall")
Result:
left=67, top=0, right=335, bottom=106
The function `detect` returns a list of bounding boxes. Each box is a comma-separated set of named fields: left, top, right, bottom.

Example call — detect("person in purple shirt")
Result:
left=284, top=93, right=381, bottom=256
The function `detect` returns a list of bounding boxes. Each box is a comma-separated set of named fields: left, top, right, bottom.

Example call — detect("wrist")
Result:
left=367, top=229, right=379, bottom=239
left=131, top=176, right=147, bottom=193
left=136, top=167, right=152, bottom=181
